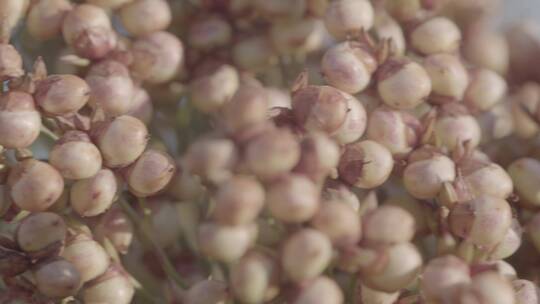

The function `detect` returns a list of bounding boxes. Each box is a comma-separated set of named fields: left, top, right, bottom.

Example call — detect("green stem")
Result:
left=118, top=198, right=189, bottom=289
left=138, top=197, right=152, bottom=219
left=12, top=210, right=30, bottom=222
left=348, top=274, right=358, bottom=304
left=40, top=125, right=59, bottom=141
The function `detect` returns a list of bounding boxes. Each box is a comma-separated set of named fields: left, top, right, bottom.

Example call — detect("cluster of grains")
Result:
left=0, top=0, right=539, bottom=304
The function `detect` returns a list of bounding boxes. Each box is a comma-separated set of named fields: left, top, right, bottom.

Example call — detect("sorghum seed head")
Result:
left=92, top=115, right=148, bottom=168
left=86, top=60, right=134, bottom=116
left=294, top=132, right=340, bottom=182
left=126, top=87, right=153, bottom=125
left=213, top=175, right=265, bottom=226
left=488, top=218, right=522, bottom=260
left=270, top=18, right=325, bottom=54
left=311, top=200, right=362, bottom=246
left=33, top=258, right=82, bottom=298
left=292, top=84, right=349, bottom=134
left=338, top=140, right=394, bottom=189
left=184, top=137, right=237, bottom=184
left=493, top=260, right=518, bottom=280
left=230, top=250, right=280, bottom=303
left=190, top=64, right=239, bottom=113
left=82, top=264, right=135, bottom=304
left=508, top=158, right=540, bottom=207
left=321, top=41, right=376, bottom=94
left=448, top=195, right=512, bottom=247
left=331, top=93, right=367, bottom=145
left=94, top=207, right=133, bottom=255
left=62, top=4, right=117, bottom=59
left=324, top=0, right=374, bottom=40
left=513, top=279, right=540, bottom=304
left=434, top=104, right=482, bottom=151
left=130, top=31, right=184, bottom=84
left=459, top=271, right=515, bottom=304
left=245, top=128, right=301, bottom=180
left=457, top=154, right=513, bottom=200
left=420, top=255, right=471, bottom=303
left=366, top=106, right=422, bottom=156
left=464, top=27, right=509, bottom=75
left=423, top=53, right=469, bottom=103
left=0, top=91, right=41, bottom=149
left=198, top=222, right=257, bottom=263
left=384, top=193, right=428, bottom=234
left=222, top=84, right=269, bottom=135
left=377, top=57, right=432, bottom=110
left=35, top=74, right=90, bottom=116
left=410, top=17, right=461, bottom=55
left=125, top=149, right=176, bottom=197
left=0, top=44, right=23, bottom=80
left=510, top=82, right=540, bottom=139
left=62, top=233, right=110, bottom=283
left=336, top=245, right=388, bottom=274
left=359, top=283, right=400, bottom=304
left=0, top=0, right=30, bottom=37
left=373, top=11, right=406, bottom=56
left=477, top=102, right=514, bottom=142
left=321, top=41, right=377, bottom=94
left=119, top=0, right=172, bottom=37
left=293, top=276, right=344, bottom=304
left=26, top=0, right=72, bottom=41
left=403, top=151, right=456, bottom=199
left=385, top=0, right=443, bottom=22
left=16, top=212, right=66, bottom=253
left=8, top=159, right=64, bottom=212
left=166, top=162, right=204, bottom=202
left=185, top=279, right=228, bottom=304
left=322, top=180, right=361, bottom=213
left=49, top=131, right=102, bottom=180
left=282, top=228, right=333, bottom=283
left=70, top=169, right=118, bottom=217
left=362, top=242, right=422, bottom=293
left=363, top=205, right=415, bottom=245
left=266, top=174, right=320, bottom=223
left=464, top=68, right=507, bottom=112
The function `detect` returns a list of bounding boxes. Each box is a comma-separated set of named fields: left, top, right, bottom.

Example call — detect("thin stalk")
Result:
left=118, top=198, right=189, bottom=289
left=40, top=125, right=59, bottom=141
left=12, top=210, right=30, bottom=222
left=348, top=274, right=358, bottom=304
left=138, top=197, right=152, bottom=218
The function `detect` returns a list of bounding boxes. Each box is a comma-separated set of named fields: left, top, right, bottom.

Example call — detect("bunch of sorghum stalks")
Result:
left=0, top=0, right=540, bottom=303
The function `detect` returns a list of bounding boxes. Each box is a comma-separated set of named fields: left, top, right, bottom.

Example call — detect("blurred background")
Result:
left=499, top=0, right=540, bottom=25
